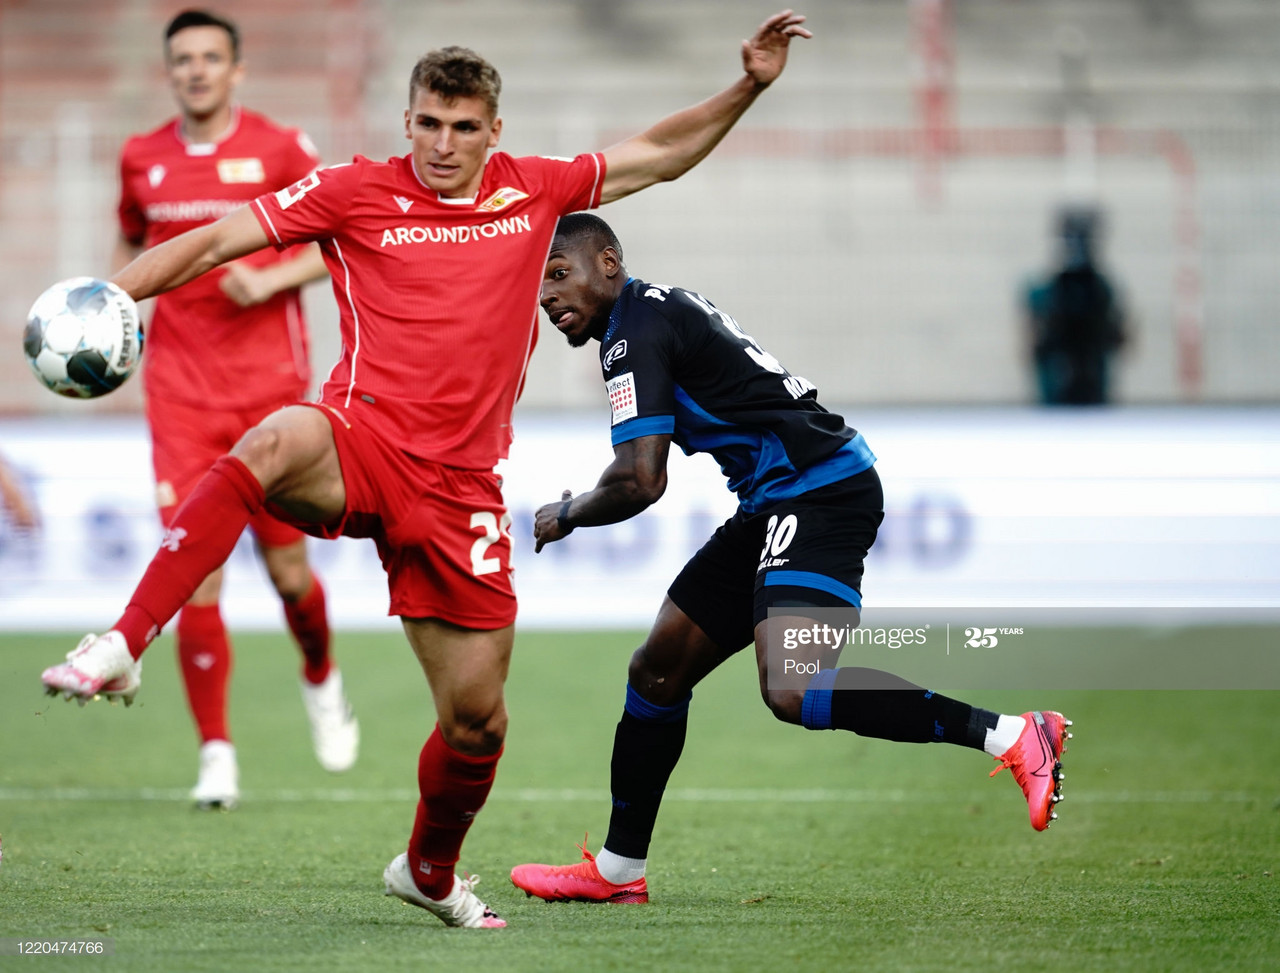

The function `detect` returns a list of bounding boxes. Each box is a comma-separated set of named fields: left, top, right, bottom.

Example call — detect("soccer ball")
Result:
left=23, top=277, right=143, bottom=398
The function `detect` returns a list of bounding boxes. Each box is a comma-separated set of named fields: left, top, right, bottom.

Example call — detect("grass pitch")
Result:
left=1, top=629, right=1278, bottom=972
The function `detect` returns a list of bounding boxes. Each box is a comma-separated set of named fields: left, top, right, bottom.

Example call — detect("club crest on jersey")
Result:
left=217, top=158, right=266, bottom=184
left=603, top=340, right=628, bottom=372
left=147, top=164, right=166, bottom=188
left=393, top=195, right=414, bottom=213
left=477, top=187, right=529, bottom=213
left=606, top=372, right=638, bottom=426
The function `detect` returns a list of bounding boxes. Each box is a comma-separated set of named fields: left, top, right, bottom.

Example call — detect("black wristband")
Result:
left=557, top=499, right=574, bottom=534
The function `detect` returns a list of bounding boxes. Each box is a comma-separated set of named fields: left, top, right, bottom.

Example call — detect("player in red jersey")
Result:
left=43, top=10, right=813, bottom=928
left=113, top=10, right=356, bottom=810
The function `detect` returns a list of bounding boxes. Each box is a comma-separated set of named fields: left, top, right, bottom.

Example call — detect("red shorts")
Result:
left=282, top=403, right=517, bottom=629
left=147, top=394, right=305, bottom=549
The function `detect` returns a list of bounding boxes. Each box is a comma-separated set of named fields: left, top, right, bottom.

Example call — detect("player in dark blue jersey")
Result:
left=510, top=214, right=1072, bottom=905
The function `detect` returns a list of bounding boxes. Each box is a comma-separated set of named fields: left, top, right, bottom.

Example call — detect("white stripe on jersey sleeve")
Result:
left=254, top=197, right=284, bottom=246
left=589, top=153, right=603, bottom=208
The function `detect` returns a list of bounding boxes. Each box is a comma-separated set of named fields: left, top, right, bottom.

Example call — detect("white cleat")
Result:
left=383, top=853, right=506, bottom=929
left=191, top=740, right=239, bottom=811
left=300, top=669, right=359, bottom=773
left=41, top=632, right=141, bottom=706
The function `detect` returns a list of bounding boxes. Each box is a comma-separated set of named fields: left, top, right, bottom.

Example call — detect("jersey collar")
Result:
left=601, top=277, right=635, bottom=345
left=176, top=104, right=242, bottom=156
left=405, top=154, right=480, bottom=205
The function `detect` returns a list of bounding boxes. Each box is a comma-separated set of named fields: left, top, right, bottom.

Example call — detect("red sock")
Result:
left=406, top=725, right=502, bottom=899
left=176, top=603, right=232, bottom=744
left=284, top=574, right=331, bottom=684
left=114, top=456, right=265, bottom=659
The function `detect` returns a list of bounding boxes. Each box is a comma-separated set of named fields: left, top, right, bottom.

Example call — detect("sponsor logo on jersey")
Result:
left=606, top=372, right=638, bottom=425
left=144, top=199, right=243, bottom=223
left=393, top=194, right=414, bottom=214
left=477, top=186, right=530, bottom=212
left=160, top=526, right=188, bottom=553
left=378, top=214, right=533, bottom=248
left=603, top=339, right=628, bottom=371
left=147, top=164, right=166, bottom=188
left=217, top=158, right=266, bottom=184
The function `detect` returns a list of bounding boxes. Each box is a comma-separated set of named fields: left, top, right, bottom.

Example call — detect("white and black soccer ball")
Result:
left=23, top=277, right=143, bottom=398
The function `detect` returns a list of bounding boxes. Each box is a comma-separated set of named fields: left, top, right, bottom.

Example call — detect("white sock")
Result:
left=595, top=847, right=646, bottom=885
left=983, top=714, right=1028, bottom=757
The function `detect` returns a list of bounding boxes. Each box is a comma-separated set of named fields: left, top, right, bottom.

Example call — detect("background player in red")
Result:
left=115, top=9, right=357, bottom=810
left=43, top=10, right=813, bottom=928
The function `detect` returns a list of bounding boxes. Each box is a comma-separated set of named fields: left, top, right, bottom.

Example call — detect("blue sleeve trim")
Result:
left=801, top=667, right=839, bottom=730
left=624, top=683, right=691, bottom=723
left=741, top=433, right=877, bottom=513
left=611, top=415, right=675, bottom=447
left=762, top=570, right=862, bottom=609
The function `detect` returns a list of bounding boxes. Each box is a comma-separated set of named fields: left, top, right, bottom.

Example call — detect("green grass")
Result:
left=2, top=629, right=1278, bottom=972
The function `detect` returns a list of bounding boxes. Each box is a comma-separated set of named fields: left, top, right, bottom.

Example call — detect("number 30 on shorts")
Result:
left=470, top=511, right=513, bottom=576
left=759, top=513, right=798, bottom=563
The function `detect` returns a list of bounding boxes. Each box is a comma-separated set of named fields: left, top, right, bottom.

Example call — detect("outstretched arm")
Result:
left=599, top=9, right=811, bottom=205
left=533, top=434, right=672, bottom=552
left=111, top=205, right=270, bottom=302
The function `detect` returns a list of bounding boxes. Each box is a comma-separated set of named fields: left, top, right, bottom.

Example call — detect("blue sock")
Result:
left=800, top=668, right=839, bottom=729
left=624, top=683, right=690, bottom=723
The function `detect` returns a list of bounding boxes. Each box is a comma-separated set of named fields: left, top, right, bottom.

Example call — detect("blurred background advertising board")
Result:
left=1, top=407, right=1276, bottom=630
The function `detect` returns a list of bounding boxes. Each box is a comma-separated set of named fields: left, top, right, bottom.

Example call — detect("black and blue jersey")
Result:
left=600, top=278, right=875, bottom=513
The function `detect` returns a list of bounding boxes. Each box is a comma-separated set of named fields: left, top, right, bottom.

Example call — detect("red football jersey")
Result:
left=251, top=151, right=606, bottom=469
left=117, top=106, right=321, bottom=407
